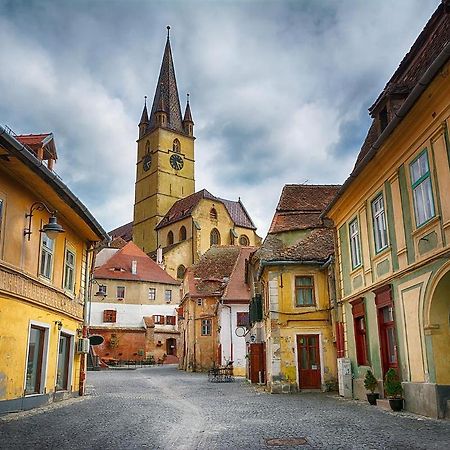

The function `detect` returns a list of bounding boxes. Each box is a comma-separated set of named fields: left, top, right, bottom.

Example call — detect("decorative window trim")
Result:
left=371, top=193, right=388, bottom=254
left=349, top=218, right=362, bottom=269
left=409, top=149, right=435, bottom=228
left=294, top=275, right=315, bottom=307
left=39, top=233, right=55, bottom=280
left=63, top=245, right=76, bottom=293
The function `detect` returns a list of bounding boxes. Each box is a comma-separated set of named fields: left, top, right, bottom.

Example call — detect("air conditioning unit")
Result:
left=77, top=338, right=90, bottom=354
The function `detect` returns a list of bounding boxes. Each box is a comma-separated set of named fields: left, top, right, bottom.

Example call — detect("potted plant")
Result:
left=384, top=368, right=403, bottom=411
left=363, top=370, right=379, bottom=405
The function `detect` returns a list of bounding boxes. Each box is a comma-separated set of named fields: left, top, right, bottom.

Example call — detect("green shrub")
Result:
left=363, top=370, right=378, bottom=393
left=384, top=368, right=403, bottom=398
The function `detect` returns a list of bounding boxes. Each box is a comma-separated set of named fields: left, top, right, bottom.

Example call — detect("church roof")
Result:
left=109, top=221, right=133, bottom=242
left=149, top=30, right=184, bottom=134
left=155, top=189, right=256, bottom=230
left=94, top=241, right=179, bottom=285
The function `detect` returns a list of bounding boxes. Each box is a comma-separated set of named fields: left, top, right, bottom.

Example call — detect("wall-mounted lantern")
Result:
left=24, top=201, right=65, bottom=241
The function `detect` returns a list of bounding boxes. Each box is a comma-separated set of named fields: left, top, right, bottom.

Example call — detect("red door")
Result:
left=297, top=334, right=321, bottom=389
left=249, top=343, right=266, bottom=384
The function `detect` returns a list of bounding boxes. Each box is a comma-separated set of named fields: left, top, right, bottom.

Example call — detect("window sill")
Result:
left=412, top=214, right=440, bottom=237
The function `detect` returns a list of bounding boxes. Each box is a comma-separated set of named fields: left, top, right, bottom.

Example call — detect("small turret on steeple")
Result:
left=139, top=96, right=149, bottom=138
left=154, top=87, right=168, bottom=127
left=183, top=93, right=194, bottom=137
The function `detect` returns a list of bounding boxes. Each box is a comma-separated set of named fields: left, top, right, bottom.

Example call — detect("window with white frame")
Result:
left=148, top=287, right=156, bottom=301
left=372, top=194, right=388, bottom=252
left=117, top=286, right=125, bottom=299
left=39, top=234, right=54, bottom=279
left=349, top=218, right=361, bottom=268
left=201, top=319, right=211, bottom=336
left=165, top=289, right=172, bottom=303
left=410, top=151, right=435, bottom=227
left=63, top=248, right=76, bottom=292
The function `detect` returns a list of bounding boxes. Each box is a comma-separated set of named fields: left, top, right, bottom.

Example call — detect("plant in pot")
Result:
left=363, top=370, right=379, bottom=405
left=384, top=368, right=403, bottom=411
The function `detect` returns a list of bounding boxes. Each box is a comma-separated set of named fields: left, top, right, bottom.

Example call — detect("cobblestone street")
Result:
left=1, top=365, right=450, bottom=449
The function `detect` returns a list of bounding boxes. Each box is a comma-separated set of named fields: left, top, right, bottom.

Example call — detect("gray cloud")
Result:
left=0, top=0, right=439, bottom=236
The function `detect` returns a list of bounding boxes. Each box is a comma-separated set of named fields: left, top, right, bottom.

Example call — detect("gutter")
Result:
left=322, top=42, right=450, bottom=219
left=257, top=258, right=329, bottom=280
left=0, top=126, right=109, bottom=241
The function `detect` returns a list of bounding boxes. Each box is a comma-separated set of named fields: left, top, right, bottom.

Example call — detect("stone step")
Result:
left=376, top=399, right=391, bottom=411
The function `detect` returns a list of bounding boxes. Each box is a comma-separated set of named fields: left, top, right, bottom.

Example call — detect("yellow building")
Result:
left=0, top=129, right=107, bottom=413
left=248, top=185, right=339, bottom=392
left=325, top=3, right=450, bottom=418
left=111, top=28, right=261, bottom=278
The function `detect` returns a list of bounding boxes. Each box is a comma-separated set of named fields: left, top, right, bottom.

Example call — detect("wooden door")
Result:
left=378, top=306, right=398, bottom=375
left=297, top=334, right=321, bottom=389
left=249, top=343, right=266, bottom=384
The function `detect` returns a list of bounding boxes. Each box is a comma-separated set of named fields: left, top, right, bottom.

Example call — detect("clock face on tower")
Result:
left=170, top=153, right=184, bottom=170
left=143, top=154, right=152, bottom=171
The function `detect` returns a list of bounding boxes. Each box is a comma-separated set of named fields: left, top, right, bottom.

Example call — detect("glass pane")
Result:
left=56, top=335, right=70, bottom=390
left=296, top=288, right=313, bottom=306
left=26, top=327, right=43, bottom=394
left=309, top=347, right=317, bottom=366
left=300, top=346, right=308, bottom=368
left=386, top=327, right=397, bottom=364
left=296, top=277, right=312, bottom=287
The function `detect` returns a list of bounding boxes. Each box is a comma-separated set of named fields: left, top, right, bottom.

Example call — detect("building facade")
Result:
left=90, top=241, right=180, bottom=364
left=248, top=185, right=339, bottom=393
left=179, top=246, right=254, bottom=375
left=326, top=2, right=450, bottom=418
left=0, top=128, right=107, bottom=413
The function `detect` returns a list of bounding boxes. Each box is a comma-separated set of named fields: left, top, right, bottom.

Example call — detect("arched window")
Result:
left=239, top=235, right=250, bottom=246
left=210, top=207, right=218, bottom=220
left=210, top=228, right=221, bottom=246
left=179, top=226, right=187, bottom=241
left=177, top=265, right=186, bottom=279
left=167, top=231, right=174, bottom=246
left=145, top=141, right=150, bottom=153
left=173, top=139, right=181, bottom=153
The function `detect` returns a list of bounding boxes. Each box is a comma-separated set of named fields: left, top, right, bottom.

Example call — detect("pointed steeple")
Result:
left=149, top=26, right=184, bottom=134
left=183, top=93, right=194, bottom=137
left=139, top=96, right=149, bottom=138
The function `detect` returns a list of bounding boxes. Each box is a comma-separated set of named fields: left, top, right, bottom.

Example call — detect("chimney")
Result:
left=156, top=246, right=164, bottom=269
left=131, top=260, right=137, bottom=275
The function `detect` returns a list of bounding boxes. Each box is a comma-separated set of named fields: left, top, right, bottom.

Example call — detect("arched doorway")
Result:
left=428, top=268, right=450, bottom=385
left=166, top=338, right=177, bottom=356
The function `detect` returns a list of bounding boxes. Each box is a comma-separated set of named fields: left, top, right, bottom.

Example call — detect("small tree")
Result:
left=384, top=368, right=403, bottom=398
left=364, top=370, right=378, bottom=393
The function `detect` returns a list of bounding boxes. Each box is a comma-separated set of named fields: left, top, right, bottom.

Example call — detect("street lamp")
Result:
left=24, top=201, right=65, bottom=241
left=87, top=278, right=107, bottom=329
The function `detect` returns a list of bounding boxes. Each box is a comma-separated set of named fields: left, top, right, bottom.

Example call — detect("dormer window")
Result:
left=379, top=106, right=388, bottom=133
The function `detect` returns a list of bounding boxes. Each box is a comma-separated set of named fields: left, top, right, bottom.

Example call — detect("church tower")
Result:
left=133, top=27, right=195, bottom=254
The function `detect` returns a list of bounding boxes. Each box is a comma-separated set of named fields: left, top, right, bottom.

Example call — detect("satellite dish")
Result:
left=235, top=326, right=247, bottom=338
left=89, top=335, right=104, bottom=346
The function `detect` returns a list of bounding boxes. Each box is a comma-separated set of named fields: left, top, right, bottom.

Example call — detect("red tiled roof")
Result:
left=269, top=185, right=340, bottom=233
left=94, top=241, right=179, bottom=285
left=143, top=316, right=155, bottom=328
left=109, top=221, right=133, bottom=242
left=15, top=133, right=57, bottom=160
left=222, top=247, right=255, bottom=302
left=155, top=189, right=256, bottom=230
left=186, top=246, right=241, bottom=297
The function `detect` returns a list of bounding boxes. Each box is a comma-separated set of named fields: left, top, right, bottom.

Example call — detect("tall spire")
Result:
left=183, top=93, right=194, bottom=137
left=139, top=96, right=149, bottom=125
left=149, top=26, right=184, bottom=134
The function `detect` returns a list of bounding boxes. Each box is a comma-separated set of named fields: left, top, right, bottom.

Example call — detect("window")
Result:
left=165, top=289, right=172, bottom=303
left=153, top=315, right=165, bottom=325
left=410, top=151, right=435, bottom=226
left=56, top=334, right=71, bottom=390
left=177, top=265, right=186, bottom=279
left=179, top=226, right=187, bottom=241
left=39, top=234, right=54, bottom=279
left=98, top=284, right=107, bottom=295
left=64, top=248, right=76, bottom=292
left=197, top=298, right=203, bottom=307
left=349, top=218, right=361, bottom=268
left=166, top=315, right=176, bottom=325
left=173, top=138, right=181, bottom=153
left=372, top=194, right=388, bottom=252
left=148, top=288, right=156, bottom=301
left=351, top=299, right=369, bottom=366
left=167, top=231, right=174, bottom=246
left=210, top=207, right=218, bottom=220
left=210, top=228, right=220, bottom=246
left=295, top=276, right=315, bottom=306
left=116, top=286, right=125, bottom=299
left=239, top=235, right=250, bottom=246
left=25, top=325, right=46, bottom=394
left=201, top=319, right=211, bottom=336
left=103, top=310, right=117, bottom=323
left=236, top=312, right=249, bottom=327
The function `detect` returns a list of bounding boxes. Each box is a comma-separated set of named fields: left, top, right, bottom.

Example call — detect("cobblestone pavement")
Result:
left=1, top=365, right=450, bottom=449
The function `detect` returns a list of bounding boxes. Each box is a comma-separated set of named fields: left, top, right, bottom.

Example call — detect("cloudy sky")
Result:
left=0, top=0, right=439, bottom=237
